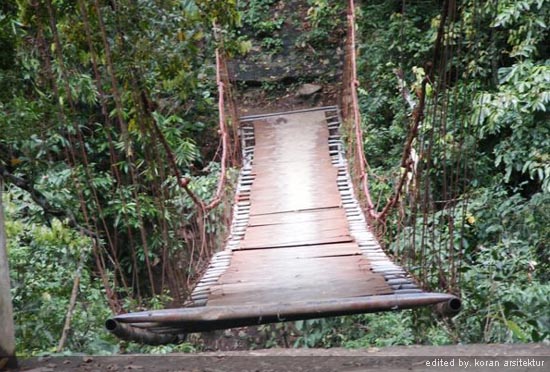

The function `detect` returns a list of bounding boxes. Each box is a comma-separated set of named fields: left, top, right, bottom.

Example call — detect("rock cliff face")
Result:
left=229, top=0, right=345, bottom=84
left=231, top=0, right=345, bottom=116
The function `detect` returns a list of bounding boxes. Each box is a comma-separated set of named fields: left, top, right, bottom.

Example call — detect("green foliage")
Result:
left=1, top=0, right=241, bottom=355
left=5, top=190, right=116, bottom=355
left=342, top=313, right=415, bottom=348
left=254, top=18, right=284, bottom=38
left=491, top=0, right=548, bottom=59
left=261, top=36, right=283, bottom=54
left=295, top=0, right=344, bottom=48
left=238, top=0, right=284, bottom=55
left=471, top=123, right=548, bottom=333
left=356, top=3, right=438, bottom=169
left=354, top=0, right=550, bottom=346
left=293, top=318, right=340, bottom=348
left=398, top=188, right=550, bottom=344
left=240, top=0, right=278, bottom=29
left=254, top=312, right=452, bottom=349
left=290, top=313, right=414, bottom=348
left=475, top=61, right=550, bottom=191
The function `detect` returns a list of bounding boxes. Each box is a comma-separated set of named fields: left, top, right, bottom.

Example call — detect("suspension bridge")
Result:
left=3, top=1, right=549, bottom=368
left=103, top=0, right=468, bottom=345
left=105, top=106, right=461, bottom=344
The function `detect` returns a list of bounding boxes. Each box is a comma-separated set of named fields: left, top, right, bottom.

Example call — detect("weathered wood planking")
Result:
left=208, top=111, right=392, bottom=306
left=248, top=112, right=341, bottom=215
left=248, top=207, right=346, bottom=227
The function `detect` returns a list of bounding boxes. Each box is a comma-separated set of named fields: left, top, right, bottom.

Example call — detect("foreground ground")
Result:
left=18, top=343, right=550, bottom=372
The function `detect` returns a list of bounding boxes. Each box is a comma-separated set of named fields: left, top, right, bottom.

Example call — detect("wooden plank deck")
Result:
left=208, top=110, right=392, bottom=305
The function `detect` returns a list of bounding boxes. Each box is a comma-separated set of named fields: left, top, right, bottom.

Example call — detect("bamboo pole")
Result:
left=0, top=177, right=17, bottom=369
left=106, top=293, right=460, bottom=344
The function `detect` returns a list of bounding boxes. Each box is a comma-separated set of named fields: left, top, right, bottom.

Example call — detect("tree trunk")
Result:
left=0, top=176, right=18, bottom=369
left=56, top=250, right=86, bottom=353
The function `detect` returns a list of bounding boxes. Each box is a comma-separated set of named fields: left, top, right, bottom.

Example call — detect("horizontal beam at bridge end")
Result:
left=106, top=293, right=461, bottom=344
left=239, top=106, right=338, bottom=122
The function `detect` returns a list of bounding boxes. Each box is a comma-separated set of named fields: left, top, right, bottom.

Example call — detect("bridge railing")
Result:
left=341, top=0, right=427, bottom=226
left=340, top=0, right=379, bottom=222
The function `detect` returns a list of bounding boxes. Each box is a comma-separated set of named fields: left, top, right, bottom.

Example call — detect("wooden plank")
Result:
left=228, top=243, right=361, bottom=260
left=226, top=253, right=368, bottom=270
left=211, top=273, right=390, bottom=291
left=208, top=278, right=392, bottom=306
left=219, top=261, right=374, bottom=281
left=250, top=200, right=342, bottom=216
left=246, top=212, right=348, bottom=232
left=239, top=220, right=351, bottom=249
left=248, top=208, right=346, bottom=227
left=252, top=154, right=332, bottom=164
left=239, top=235, right=352, bottom=250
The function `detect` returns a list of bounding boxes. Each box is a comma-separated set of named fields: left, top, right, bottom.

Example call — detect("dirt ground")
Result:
left=17, top=343, right=550, bottom=372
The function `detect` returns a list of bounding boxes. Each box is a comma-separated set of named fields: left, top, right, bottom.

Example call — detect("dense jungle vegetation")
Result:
left=0, top=0, right=549, bottom=355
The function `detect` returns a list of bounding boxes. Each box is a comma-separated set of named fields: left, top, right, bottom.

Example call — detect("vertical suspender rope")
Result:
left=204, top=48, right=230, bottom=212
left=347, top=0, right=379, bottom=221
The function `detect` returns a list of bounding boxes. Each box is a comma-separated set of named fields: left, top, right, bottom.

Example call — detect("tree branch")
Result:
left=0, top=166, right=98, bottom=238
left=377, top=77, right=428, bottom=222
left=56, top=249, right=86, bottom=352
left=393, top=68, right=416, bottom=110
